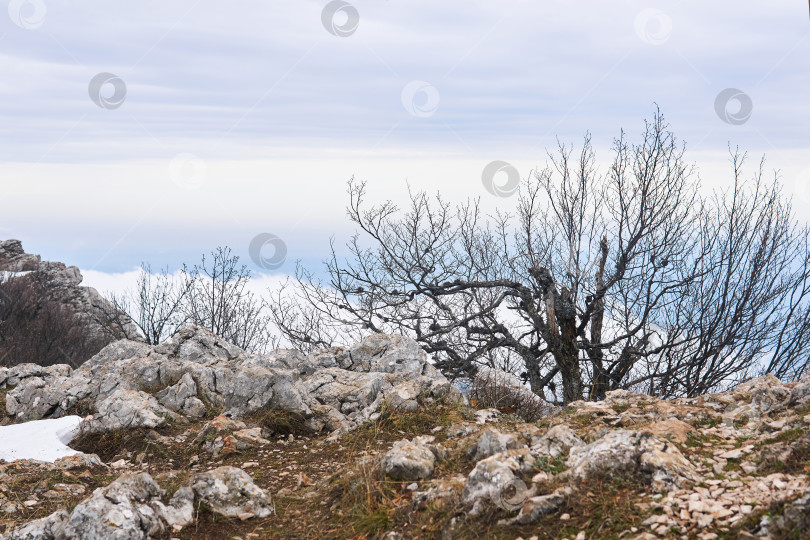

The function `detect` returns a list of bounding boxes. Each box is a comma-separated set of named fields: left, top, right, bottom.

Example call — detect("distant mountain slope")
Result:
left=0, top=239, right=142, bottom=368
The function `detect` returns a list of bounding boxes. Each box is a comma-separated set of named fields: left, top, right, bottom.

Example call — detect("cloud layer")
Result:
left=1, top=0, right=808, bottom=270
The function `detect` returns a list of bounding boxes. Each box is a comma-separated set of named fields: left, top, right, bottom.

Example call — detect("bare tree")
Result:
left=657, top=153, right=810, bottom=392
left=185, top=246, right=274, bottom=353
left=268, top=111, right=810, bottom=403
left=107, top=263, right=194, bottom=345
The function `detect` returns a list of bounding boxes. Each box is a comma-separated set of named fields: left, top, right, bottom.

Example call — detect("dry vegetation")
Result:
left=4, top=392, right=807, bottom=539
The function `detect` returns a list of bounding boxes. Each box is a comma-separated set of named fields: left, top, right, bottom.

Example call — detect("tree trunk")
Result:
left=532, top=265, right=584, bottom=403
left=588, top=236, right=609, bottom=400
left=555, top=287, right=583, bottom=402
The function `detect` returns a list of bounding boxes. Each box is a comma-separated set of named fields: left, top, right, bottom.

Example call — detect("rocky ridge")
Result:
left=2, top=326, right=462, bottom=434
left=0, top=239, right=141, bottom=345
left=0, top=330, right=808, bottom=539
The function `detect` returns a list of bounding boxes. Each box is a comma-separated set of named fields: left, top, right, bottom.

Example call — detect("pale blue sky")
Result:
left=1, top=0, right=809, bottom=276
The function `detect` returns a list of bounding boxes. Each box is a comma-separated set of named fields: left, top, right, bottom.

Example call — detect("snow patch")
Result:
left=0, top=416, right=82, bottom=462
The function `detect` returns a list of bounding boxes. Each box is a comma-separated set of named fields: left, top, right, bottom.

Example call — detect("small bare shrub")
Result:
left=469, top=367, right=556, bottom=422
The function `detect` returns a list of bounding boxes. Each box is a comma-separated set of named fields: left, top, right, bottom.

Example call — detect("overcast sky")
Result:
left=1, top=0, right=809, bottom=286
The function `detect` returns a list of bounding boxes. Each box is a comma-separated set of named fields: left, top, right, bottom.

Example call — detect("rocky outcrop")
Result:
left=79, top=389, right=179, bottom=433
left=0, top=240, right=141, bottom=363
left=57, top=472, right=190, bottom=539
left=0, top=240, right=40, bottom=272
left=0, top=467, right=269, bottom=539
left=3, top=328, right=808, bottom=539
left=565, top=429, right=699, bottom=490
left=0, top=365, right=71, bottom=391
left=4, top=327, right=465, bottom=436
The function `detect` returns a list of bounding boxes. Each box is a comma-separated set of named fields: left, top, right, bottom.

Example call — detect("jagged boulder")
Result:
left=0, top=509, right=69, bottom=540
left=154, top=372, right=207, bottom=418
left=0, top=239, right=40, bottom=272
left=530, top=424, right=583, bottom=459
left=730, top=374, right=793, bottom=415
left=382, top=439, right=436, bottom=481
left=0, top=467, right=272, bottom=539
left=467, top=428, right=521, bottom=462
left=79, top=390, right=178, bottom=434
left=241, top=348, right=317, bottom=377
left=789, top=372, right=810, bottom=406
left=0, top=365, right=71, bottom=390
left=462, top=448, right=536, bottom=514
left=58, top=472, right=192, bottom=539
left=309, top=334, right=437, bottom=375
left=191, top=466, right=273, bottom=519
left=565, top=430, right=698, bottom=490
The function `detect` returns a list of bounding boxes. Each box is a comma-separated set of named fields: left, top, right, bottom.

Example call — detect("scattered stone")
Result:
left=474, top=409, right=502, bottom=424
left=382, top=439, right=436, bottom=481
left=530, top=424, right=583, bottom=459
left=566, top=430, right=698, bottom=490
left=191, top=466, right=273, bottom=519
left=58, top=472, right=191, bottom=539
left=462, top=448, right=536, bottom=514
left=0, top=509, right=69, bottom=540
left=467, top=428, right=521, bottom=462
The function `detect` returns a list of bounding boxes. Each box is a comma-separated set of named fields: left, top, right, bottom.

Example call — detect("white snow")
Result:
left=0, top=416, right=83, bottom=463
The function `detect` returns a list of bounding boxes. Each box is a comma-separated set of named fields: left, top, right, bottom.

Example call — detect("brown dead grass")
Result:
left=0, top=461, right=116, bottom=533
left=10, top=398, right=806, bottom=539
left=1, top=401, right=660, bottom=539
